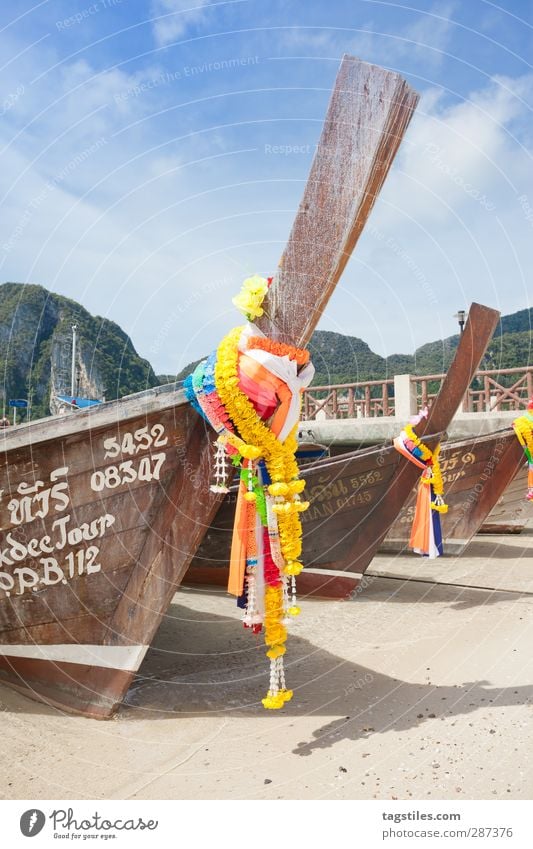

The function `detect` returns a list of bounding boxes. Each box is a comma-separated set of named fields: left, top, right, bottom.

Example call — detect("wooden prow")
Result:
left=336, top=302, right=501, bottom=571
left=417, top=303, right=501, bottom=438
left=258, top=55, right=419, bottom=347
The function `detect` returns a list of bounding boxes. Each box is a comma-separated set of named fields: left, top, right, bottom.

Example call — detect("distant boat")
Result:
left=382, top=428, right=526, bottom=554
left=56, top=395, right=102, bottom=410
left=191, top=304, right=501, bottom=578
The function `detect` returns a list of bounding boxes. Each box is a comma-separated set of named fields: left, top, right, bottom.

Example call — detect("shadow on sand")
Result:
left=118, top=591, right=533, bottom=756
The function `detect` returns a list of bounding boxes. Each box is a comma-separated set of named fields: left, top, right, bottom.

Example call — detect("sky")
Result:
left=0, top=0, right=531, bottom=375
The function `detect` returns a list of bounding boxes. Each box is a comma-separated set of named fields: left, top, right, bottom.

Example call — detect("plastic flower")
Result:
left=232, top=275, right=269, bottom=319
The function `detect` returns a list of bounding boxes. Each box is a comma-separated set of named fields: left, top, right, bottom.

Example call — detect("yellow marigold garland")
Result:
left=404, top=423, right=447, bottom=509
left=513, top=411, right=533, bottom=500
left=215, top=325, right=308, bottom=707
left=513, top=415, right=533, bottom=459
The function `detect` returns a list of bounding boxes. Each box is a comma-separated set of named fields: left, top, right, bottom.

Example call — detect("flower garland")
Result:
left=215, top=325, right=309, bottom=709
left=402, top=424, right=447, bottom=511
left=247, top=336, right=310, bottom=366
left=512, top=402, right=533, bottom=501
left=186, top=275, right=314, bottom=709
left=394, top=417, right=448, bottom=558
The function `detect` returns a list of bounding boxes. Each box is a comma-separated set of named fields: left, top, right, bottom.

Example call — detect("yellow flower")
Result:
left=268, top=482, right=289, bottom=497
left=232, top=275, right=269, bottom=318
left=289, top=479, right=306, bottom=494
left=240, top=444, right=261, bottom=460
left=266, top=645, right=286, bottom=659
left=283, top=561, right=304, bottom=576
left=242, top=274, right=269, bottom=296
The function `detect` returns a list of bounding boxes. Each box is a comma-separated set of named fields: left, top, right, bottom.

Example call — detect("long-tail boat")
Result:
left=479, top=463, right=530, bottom=534
left=190, top=302, right=501, bottom=578
left=0, top=55, right=419, bottom=717
left=382, top=428, right=527, bottom=554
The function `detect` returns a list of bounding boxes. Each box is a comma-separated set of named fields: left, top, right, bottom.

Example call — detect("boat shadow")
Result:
left=452, top=536, right=533, bottom=561
left=120, top=596, right=533, bottom=756
left=357, top=573, right=533, bottom=610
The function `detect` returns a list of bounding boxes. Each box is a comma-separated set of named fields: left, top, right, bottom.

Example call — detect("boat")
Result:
left=382, top=427, right=527, bottom=554
left=0, top=55, right=419, bottom=717
left=190, top=302, right=501, bottom=579
left=479, top=464, right=530, bottom=534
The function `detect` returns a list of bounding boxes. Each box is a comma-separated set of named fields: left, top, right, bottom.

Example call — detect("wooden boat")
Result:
left=382, top=428, right=527, bottom=554
left=479, top=464, right=530, bottom=534
left=0, top=55, right=419, bottom=717
left=190, top=302, right=501, bottom=578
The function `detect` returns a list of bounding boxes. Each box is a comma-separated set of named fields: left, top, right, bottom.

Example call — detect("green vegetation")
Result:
left=176, top=308, right=532, bottom=388
left=0, top=282, right=158, bottom=420
left=1, top=281, right=529, bottom=423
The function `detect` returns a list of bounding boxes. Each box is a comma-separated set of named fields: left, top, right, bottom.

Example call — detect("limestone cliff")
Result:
left=0, top=282, right=158, bottom=420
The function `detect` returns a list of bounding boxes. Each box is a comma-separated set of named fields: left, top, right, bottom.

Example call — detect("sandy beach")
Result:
left=2, top=530, right=533, bottom=801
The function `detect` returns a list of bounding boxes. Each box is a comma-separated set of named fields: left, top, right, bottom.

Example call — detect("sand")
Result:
left=2, top=531, right=533, bottom=800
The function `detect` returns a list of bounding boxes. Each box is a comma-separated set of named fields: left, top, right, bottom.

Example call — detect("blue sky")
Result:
left=0, top=0, right=531, bottom=375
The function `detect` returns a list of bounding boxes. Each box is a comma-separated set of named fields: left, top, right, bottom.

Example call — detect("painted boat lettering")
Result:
left=305, top=469, right=383, bottom=517
left=0, top=422, right=170, bottom=598
left=309, top=477, right=349, bottom=502
left=350, top=470, right=383, bottom=490
left=103, top=422, right=168, bottom=459
left=399, top=505, right=415, bottom=524
left=302, top=487, right=374, bottom=522
left=442, top=469, right=466, bottom=485
left=90, top=452, right=166, bottom=492
left=301, top=501, right=336, bottom=523
left=0, top=544, right=102, bottom=597
left=0, top=512, right=115, bottom=570
left=5, top=466, right=69, bottom=526
left=336, top=489, right=373, bottom=510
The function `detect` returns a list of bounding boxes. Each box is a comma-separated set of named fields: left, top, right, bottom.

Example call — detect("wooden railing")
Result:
left=302, top=379, right=395, bottom=420
left=467, top=367, right=533, bottom=412
left=302, top=366, right=533, bottom=420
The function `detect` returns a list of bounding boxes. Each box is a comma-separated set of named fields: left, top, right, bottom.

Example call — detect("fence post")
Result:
left=394, top=374, right=417, bottom=421
left=347, top=386, right=355, bottom=418
left=382, top=382, right=389, bottom=416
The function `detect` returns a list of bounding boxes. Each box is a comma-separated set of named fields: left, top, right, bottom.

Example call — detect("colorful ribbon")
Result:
left=394, top=425, right=446, bottom=558
left=512, top=406, right=533, bottom=501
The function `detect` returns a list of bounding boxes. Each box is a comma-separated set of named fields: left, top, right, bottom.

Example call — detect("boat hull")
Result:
left=0, top=389, right=221, bottom=716
left=191, top=428, right=528, bottom=581
left=382, top=430, right=527, bottom=554
left=192, top=440, right=430, bottom=575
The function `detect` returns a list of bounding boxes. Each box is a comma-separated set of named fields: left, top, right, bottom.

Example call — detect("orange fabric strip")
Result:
left=409, top=480, right=430, bottom=552
left=238, top=354, right=291, bottom=438
left=228, top=481, right=248, bottom=597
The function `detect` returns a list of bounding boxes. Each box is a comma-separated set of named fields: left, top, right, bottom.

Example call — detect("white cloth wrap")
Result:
left=238, top=323, right=315, bottom=442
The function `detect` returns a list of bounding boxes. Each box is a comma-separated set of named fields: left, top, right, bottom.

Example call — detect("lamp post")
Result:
left=454, top=309, right=466, bottom=334
left=71, top=325, right=77, bottom=397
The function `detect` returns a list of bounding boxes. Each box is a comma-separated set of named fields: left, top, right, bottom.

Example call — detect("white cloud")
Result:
left=319, top=72, right=533, bottom=358
left=278, top=2, right=458, bottom=69
left=0, top=20, right=531, bottom=374
left=151, top=0, right=212, bottom=47
left=395, top=2, right=457, bottom=64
